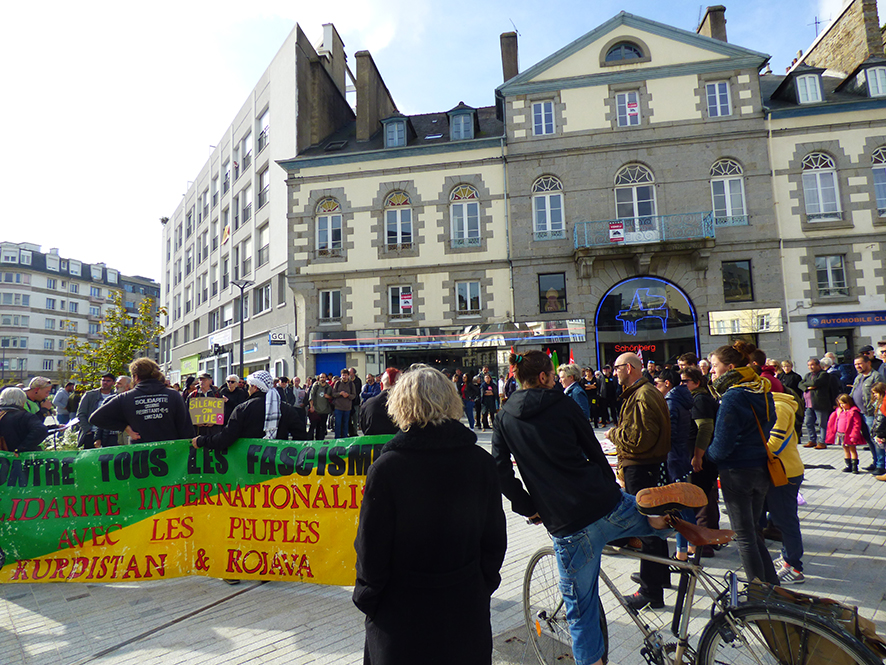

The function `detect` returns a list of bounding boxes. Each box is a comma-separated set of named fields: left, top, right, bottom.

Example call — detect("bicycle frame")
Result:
left=599, top=545, right=732, bottom=665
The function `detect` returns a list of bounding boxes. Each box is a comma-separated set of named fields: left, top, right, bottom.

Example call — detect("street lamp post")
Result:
left=231, top=279, right=254, bottom=378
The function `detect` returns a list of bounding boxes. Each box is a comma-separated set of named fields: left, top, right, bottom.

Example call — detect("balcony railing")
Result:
left=714, top=215, right=749, bottom=227
left=534, top=228, right=566, bottom=241
left=574, top=212, right=716, bottom=249
left=314, top=247, right=343, bottom=259
left=450, top=236, right=481, bottom=249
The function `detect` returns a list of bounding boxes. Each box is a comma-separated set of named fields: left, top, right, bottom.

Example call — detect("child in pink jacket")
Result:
left=825, top=394, right=865, bottom=474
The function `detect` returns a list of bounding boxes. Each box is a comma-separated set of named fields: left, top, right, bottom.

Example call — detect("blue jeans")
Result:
left=551, top=492, right=668, bottom=665
left=864, top=415, right=882, bottom=467
left=463, top=399, right=475, bottom=429
left=719, top=466, right=778, bottom=584
left=766, top=474, right=804, bottom=571
left=803, top=408, right=828, bottom=444
left=333, top=409, right=349, bottom=439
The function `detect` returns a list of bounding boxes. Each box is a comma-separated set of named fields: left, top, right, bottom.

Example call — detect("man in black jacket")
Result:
left=192, top=370, right=306, bottom=450
left=219, top=374, right=248, bottom=422
left=90, top=359, right=193, bottom=444
left=359, top=368, right=400, bottom=435
left=798, top=358, right=833, bottom=448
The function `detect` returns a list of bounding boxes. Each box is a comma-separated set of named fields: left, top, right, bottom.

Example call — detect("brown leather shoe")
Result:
left=666, top=515, right=735, bottom=546
left=814, top=444, right=827, bottom=449
left=803, top=442, right=816, bottom=448
left=876, top=474, right=886, bottom=482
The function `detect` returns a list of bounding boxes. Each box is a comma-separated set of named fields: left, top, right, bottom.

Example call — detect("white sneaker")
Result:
left=777, top=564, right=805, bottom=584
left=772, top=555, right=785, bottom=569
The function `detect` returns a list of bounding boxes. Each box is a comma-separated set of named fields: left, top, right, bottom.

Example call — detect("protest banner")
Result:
left=0, top=436, right=391, bottom=586
left=189, top=396, right=225, bottom=425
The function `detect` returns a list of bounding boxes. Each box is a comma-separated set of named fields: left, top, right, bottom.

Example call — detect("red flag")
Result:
left=569, top=349, right=575, bottom=364
left=508, top=347, right=515, bottom=378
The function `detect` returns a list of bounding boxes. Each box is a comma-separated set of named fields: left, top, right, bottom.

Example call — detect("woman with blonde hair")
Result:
left=353, top=364, right=506, bottom=665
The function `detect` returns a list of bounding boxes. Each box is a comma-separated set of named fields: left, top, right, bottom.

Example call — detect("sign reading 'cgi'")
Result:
left=0, top=437, right=391, bottom=585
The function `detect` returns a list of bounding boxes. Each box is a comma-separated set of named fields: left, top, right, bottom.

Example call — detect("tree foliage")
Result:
left=64, top=291, right=165, bottom=390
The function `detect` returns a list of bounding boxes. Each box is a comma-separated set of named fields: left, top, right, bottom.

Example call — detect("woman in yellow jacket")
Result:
left=765, top=391, right=806, bottom=584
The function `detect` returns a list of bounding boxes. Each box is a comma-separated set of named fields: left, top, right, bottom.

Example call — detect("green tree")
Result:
left=64, top=291, right=165, bottom=389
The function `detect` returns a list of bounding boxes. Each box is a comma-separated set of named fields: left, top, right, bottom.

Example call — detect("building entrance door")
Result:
left=823, top=329, right=853, bottom=364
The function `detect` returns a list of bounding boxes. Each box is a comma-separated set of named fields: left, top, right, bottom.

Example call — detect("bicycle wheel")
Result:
left=523, top=546, right=608, bottom=665
left=697, top=602, right=880, bottom=665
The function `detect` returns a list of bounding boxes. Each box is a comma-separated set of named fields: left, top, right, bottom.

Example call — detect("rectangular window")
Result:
left=258, top=109, right=270, bottom=152
left=43, top=359, right=53, bottom=371
left=320, top=290, right=342, bottom=321
left=869, top=67, right=886, bottom=97
left=241, top=238, right=252, bottom=276
left=532, top=101, right=555, bottom=135
left=386, top=209, right=413, bottom=248
left=91, top=265, right=103, bottom=281
left=450, top=114, right=473, bottom=140
left=223, top=161, right=231, bottom=193
left=20, top=251, right=31, bottom=265
left=538, top=273, right=567, bottom=313
left=722, top=260, right=754, bottom=302
left=389, top=285, right=413, bottom=317
left=802, top=171, right=840, bottom=219
left=89, top=306, right=101, bottom=316
left=241, top=133, right=253, bottom=170
left=47, top=277, right=57, bottom=289
left=209, top=309, right=219, bottom=333
left=69, top=260, right=81, bottom=276
left=45, top=318, right=55, bottom=330
left=46, top=298, right=56, bottom=310
left=1, top=250, right=19, bottom=263
left=258, top=169, right=270, bottom=209
left=874, top=162, right=886, bottom=216
left=451, top=202, right=480, bottom=247
left=198, top=231, right=208, bottom=264
left=706, top=81, right=731, bottom=117
left=222, top=256, right=230, bottom=289
left=69, top=302, right=78, bottom=313
left=711, top=178, right=746, bottom=220
left=385, top=121, right=406, bottom=148
left=44, top=338, right=54, bottom=350
left=456, top=281, right=481, bottom=315
left=69, top=283, right=79, bottom=294
left=254, top=283, right=272, bottom=315
left=616, top=91, right=641, bottom=126
left=46, top=254, right=59, bottom=271
left=317, top=215, right=343, bottom=253
left=258, top=226, right=270, bottom=266
left=185, top=247, right=194, bottom=275
left=212, top=175, right=219, bottom=207
left=796, top=74, right=822, bottom=103
left=816, top=255, right=849, bottom=297
left=90, top=286, right=101, bottom=298
left=242, top=187, right=252, bottom=222
left=193, top=318, right=200, bottom=339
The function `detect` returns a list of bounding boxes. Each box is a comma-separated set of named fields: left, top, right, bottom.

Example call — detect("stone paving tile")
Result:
left=2, top=440, right=885, bottom=665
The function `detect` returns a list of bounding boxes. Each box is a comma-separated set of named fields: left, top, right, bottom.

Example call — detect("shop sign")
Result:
left=180, top=354, right=200, bottom=374
left=399, top=291, right=413, bottom=312
left=269, top=332, right=287, bottom=346
left=807, top=311, right=886, bottom=329
left=609, top=222, right=624, bottom=242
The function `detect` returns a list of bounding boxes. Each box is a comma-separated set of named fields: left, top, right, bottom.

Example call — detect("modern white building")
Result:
left=0, top=242, right=160, bottom=386
left=159, top=24, right=354, bottom=385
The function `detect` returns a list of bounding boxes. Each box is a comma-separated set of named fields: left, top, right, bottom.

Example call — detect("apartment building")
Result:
left=159, top=24, right=354, bottom=385
left=0, top=242, right=160, bottom=385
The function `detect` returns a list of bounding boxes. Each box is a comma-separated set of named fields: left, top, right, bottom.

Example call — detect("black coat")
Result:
left=195, top=391, right=307, bottom=449
left=359, top=391, right=398, bottom=436
left=90, top=379, right=194, bottom=444
left=353, top=419, right=507, bottom=665
left=0, top=406, right=48, bottom=453
left=219, top=385, right=248, bottom=422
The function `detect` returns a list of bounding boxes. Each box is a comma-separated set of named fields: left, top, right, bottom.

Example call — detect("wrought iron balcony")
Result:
left=573, top=212, right=717, bottom=249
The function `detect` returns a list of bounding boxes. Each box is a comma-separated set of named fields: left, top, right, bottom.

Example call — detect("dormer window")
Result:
left=868, top=67, right=886, bottom=97
left=384, top=120, right=406, bottom=148
left=450, top=113, right=474, bottom=140
left=605, top=42, right=643, bottom=62
left=796, top=74, right=822, bottom=103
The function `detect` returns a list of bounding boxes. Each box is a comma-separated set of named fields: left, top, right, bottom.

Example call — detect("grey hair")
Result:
left=386, top=364, right=463, bottom=430
left=27, top=376, right=52, bottom=390
left=0, top=387, right=28, bottom=409
left=819, top=357, right=833, bottom=368
left=226, top=374, right=240, bottom=382
left=557, top=363, right=582, bottom=382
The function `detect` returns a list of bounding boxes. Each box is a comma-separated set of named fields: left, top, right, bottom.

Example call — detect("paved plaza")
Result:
left=2, top=434, right=885, bottom=665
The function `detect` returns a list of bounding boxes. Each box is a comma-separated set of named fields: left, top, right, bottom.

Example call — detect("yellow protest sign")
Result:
left=189, top=397, right=224, bottom=425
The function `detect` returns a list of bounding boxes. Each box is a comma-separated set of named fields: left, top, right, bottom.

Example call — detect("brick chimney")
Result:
left=500, top=32, right=518, bottom=82
left=697, top=6, right=728, bottom=43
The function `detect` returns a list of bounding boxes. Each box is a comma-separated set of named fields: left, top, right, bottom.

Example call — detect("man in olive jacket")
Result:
left=605, top=352, right=671, bottom=610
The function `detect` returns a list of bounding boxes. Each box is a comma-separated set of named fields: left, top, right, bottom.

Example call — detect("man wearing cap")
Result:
left=192, top=370, right=306, bottom=450
left=76, top=373, right=116, bottom=449
left=877, top=342, right=886, bottom=383
left=186, top=372, right=221, bottom=436
left=860, top=345, right=882, bottom=373
left=24, top=377, right=54, bottom=418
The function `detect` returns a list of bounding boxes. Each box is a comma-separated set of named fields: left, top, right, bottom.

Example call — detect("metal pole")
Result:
left=239, top=290, right=245, bottom=378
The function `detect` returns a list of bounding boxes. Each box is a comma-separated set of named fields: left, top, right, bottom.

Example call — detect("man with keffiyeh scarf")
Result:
left=192, top=370, right=306, bottom=450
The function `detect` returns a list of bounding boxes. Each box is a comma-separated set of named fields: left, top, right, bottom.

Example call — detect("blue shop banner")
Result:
left=807, top=311, right=886, bottom=328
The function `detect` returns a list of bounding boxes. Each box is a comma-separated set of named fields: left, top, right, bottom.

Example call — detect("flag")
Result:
left=551, top=350, right=560, bottom=368
left=222, top=224, right=231, bottom=245
left=569, top=349, right=575, bottom=365
left=637, top=348, right=643, bottom=364
left=508, top=347, right=515, bottom=378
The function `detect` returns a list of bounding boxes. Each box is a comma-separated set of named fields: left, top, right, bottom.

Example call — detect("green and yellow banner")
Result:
left=0, top=436, right=391, bottom=585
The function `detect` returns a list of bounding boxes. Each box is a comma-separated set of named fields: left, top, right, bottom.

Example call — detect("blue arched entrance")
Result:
left=594, top=276, right=699, bottom=369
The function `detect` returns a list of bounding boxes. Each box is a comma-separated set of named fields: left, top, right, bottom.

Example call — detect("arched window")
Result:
left=315, top=198, right=342, bottom=253
left=605, top=42, right=643, bottom=62
left=710, top=159, right=747, bottom=224
left=872, top=147, right=886, bottom=217
left=384, top=191, right=413, bottom=248
left=450, top=185, right=480, bottom=248
left=615, top=165, right=657, bottom=241
left=532, top=176, right=564, bottom=240
left=801, top=153, right=840, bottom=221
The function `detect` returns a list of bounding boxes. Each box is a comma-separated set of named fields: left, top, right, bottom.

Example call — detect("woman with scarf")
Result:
left=192, top=370, right=306, bottom=450
left=705, top=341, right=779, bottom=584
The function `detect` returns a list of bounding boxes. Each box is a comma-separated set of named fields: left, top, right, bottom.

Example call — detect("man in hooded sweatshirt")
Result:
left=90, top=358, right=193, bottom=444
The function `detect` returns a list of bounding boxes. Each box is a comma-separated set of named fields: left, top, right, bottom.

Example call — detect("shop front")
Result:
left=310, top=319, right=587, bottom=378
left=594, top=277, right=699, bottom=369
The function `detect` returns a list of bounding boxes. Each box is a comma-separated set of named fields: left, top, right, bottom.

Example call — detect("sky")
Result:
left=1, top=0, right=875, bottom=282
